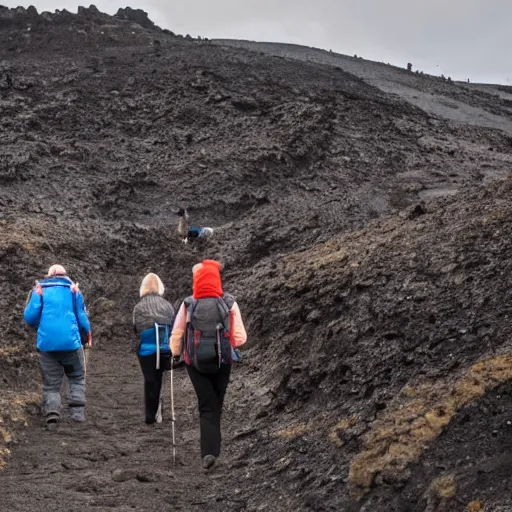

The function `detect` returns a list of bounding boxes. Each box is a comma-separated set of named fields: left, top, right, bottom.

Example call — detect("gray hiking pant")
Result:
left=39, top=348, right=85, bottom=418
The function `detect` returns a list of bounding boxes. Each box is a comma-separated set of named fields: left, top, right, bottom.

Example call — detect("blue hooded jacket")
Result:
left=23, top=276, right=91, bottom=352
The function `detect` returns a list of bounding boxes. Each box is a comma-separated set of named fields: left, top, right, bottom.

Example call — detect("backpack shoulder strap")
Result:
left=71, top=284, right=81, bottom=325
left=184, top=296, right=197, bottom=311
left=216, top=294, right=234, bottom=330
left=183, top=296, right=198, bottom=324
left=154, top=322, right=171, bottom=343
left=222, top=293, right=235, bottom=309
left=32, top=280, right=44, bottom=324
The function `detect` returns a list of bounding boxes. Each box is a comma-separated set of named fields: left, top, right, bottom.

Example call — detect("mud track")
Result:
left=2, top=344, right=272, bottom=512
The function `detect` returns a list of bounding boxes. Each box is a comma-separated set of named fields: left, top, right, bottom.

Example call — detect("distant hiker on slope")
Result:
left=175, top=207, right=214, bottom=244
left=170, top=259, right=247, bottom=469
left=133, top=273, right=175, bottom=425
left=23, top=264, right=92, bottom=427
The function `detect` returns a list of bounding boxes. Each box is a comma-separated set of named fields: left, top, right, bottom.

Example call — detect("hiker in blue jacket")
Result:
left=23, top=264, right=91, bottom=426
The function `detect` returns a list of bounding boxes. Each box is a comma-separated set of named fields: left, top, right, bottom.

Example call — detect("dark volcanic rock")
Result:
left=115, top=7, right=155, bottom=29
left=0, top=4, right=159, bottom=31
left=1, top=6, right=512, bottom=512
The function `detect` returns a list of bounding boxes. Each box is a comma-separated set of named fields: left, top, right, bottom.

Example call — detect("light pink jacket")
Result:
left=170, top=301, right=247, bottom=356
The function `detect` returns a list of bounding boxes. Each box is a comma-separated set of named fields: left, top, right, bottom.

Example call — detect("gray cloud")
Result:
left=4, top=0, right=511, bottom=84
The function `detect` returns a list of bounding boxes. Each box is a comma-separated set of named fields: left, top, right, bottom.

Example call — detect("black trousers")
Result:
left=138, top=353, right=170, bottom=424
left=186, top=363, right=231, bottom=458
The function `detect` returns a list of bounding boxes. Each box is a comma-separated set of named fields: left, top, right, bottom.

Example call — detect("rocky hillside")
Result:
left=1, top=6, right=512, bottom=511
left=214, top=40, right=512, bottom=136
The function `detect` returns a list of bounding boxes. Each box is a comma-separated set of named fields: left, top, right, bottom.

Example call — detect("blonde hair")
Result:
left=47, top=264, right=67, bottom=277
left=139, top=273, right=165, bottom=297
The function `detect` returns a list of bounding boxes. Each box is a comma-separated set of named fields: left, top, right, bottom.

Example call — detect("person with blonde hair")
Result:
left=133, top=273, right=175, bottom=424
left=170, top=259, right=247, bottom=469
left=23, top=264, right=91, bottom=427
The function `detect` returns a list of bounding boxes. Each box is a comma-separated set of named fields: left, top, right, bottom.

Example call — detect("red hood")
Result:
left=193, top=260, right=223, bottom=299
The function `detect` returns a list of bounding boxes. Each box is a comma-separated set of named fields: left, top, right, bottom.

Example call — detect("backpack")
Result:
left=36, top=279, right=89, bottom=344
left=183, top=294, right=235, bottom=374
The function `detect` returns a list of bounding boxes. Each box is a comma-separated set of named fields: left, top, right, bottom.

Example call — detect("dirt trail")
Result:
left=1, top=343, right=259, bottom=512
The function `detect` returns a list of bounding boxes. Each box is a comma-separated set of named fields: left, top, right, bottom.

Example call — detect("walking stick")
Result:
left=84, top=332, right=92, bottom=379
left=84, top=346, right=89, bottom=380
left=155, top=323, right=163, bottom=423
left=170, top=358, right=176, bottom=464
left=155, top=322, right=160, bottom=370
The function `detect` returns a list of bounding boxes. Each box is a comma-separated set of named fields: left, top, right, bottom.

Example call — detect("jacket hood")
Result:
left=192, top=260, right=223, bottom=299
left=41, top=276, right=73, bottom=286
left=140, top=273, right=165, bottom=297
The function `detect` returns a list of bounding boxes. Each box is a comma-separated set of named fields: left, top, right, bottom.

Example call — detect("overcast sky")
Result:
left=4, top=0, right=511, bottom=84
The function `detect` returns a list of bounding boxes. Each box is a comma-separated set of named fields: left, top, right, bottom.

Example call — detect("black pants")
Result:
left=187, top=363, right=231, bottom=458
left=138, top=353, right=170, bottom=424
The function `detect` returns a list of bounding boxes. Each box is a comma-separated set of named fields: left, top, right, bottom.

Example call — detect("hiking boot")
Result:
left=70, top=407, right=85, bottom=423
left=202, top=455, right=216, bottom=470
left=45, top=412, right=60, bottom=430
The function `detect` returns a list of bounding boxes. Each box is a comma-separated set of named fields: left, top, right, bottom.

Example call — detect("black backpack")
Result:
left=183, top=294, right=234, bottom=374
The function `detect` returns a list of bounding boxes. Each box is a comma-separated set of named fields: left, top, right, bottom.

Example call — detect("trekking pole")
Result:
left=155, top=322, right=160, bottom=370
left=155, top=324, right=164, bottom=423
left=156, top=371, right=164, bottom=424
left=84, top=346, right=88, bottom=381
left=84, top=332, right=92, bottom=380
left=170, top=358, right=176, bottom=464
